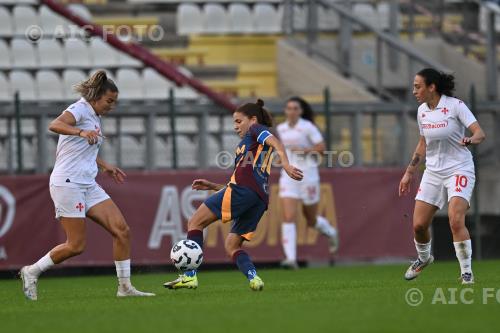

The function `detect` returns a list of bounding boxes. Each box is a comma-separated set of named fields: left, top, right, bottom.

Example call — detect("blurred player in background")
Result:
left=399, top=68, right=485, bottom=284
left=164, top=99, right=303, bottom=291
left=19, top=70, right=155, bottom=300
left=277, top=97, right=339, bottom=269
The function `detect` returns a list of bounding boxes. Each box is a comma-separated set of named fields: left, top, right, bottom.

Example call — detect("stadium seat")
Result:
left=116, top=69, right=144, bottom=100
left=203, top=4, right=229, bottom=34
left=68, top=4, right=93, bottom=21
left=11, top=39, right=38, bottom=68
left=13, top=6, right=39, bottom=36
left=0, top=7, right=13, bottom=37
left=0, top=0, right=37, bottom=4
left=353, top=3, right=379, bottom=30
left=120, top=135, right=144, bottom=168
left=36, top=70, right=65, bottom=101
left=206, top=135, right=220, bottom=167
left=90, top=38, right=119, bottom=67
left=0, top=72, right=10, bottom=101
left=40, top=5, right=69, bottom=36
left=155, top=137, right=170, bottom=168
left=10, top=70, right=37, bottom=100
left=177, top=4, right=203, bottom=35
left=38, top=39, right=65, bottom=68
left=253, top=4, right=282, bottom=33
left=64, top=39, right=92, bottom=67
left=174, top=66, right=198, bottom=99
left=228, top=4, right=253, bottom=34
left=319, top=7, right=340, bottom=31
left=143, top=68, right=173, bottom=99
left=176, top=135, right=197, bottom=168
left=117, top=50, right=142, bottom=67
left=63, top=69, right=86, bottom=99
left=0, top=39, right=11, bottom=69
left=222, top=133, right=240, bottom=153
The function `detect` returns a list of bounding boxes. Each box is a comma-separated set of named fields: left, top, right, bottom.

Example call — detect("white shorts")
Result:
left=49, top=183, right=110, bottom=219
left=279, top=175, right=320, bottom=205
left=415, top=169, right=475, bottom=209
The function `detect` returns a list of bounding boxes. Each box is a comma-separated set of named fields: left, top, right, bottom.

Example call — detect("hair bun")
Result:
left=256, top=99, right=264, bottom=108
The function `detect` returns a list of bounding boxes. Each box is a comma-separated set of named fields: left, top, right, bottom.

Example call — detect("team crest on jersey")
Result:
left=236, top=145, right=246, bottom=155
left=441, top=108, right=449, bottom=115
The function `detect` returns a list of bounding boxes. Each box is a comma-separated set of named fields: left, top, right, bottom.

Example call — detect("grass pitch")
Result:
left=1, top=260, right=499, bottom=333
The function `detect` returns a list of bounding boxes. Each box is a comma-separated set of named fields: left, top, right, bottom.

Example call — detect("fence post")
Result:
left=469, top=85, right=482, bottom=260
left=169, top=88, right=178, bottom=169
left=7, top=117, right=13, bottom=174
left=388, top=0, right=400, bottom=71
left=323, top=87, right=332, bottom=152
left=306, top=0, right=318, bottom=55
left=338, top=0, right=352, bottom=76
left=145, top=110, right=156, bottom=171
left=36, top=113, right=48, bottom=174
left=198, top=107, right=209, bottom=169
left=14, top=92, right=22, bottom=173
left=351, top=111, right=362, bottom=166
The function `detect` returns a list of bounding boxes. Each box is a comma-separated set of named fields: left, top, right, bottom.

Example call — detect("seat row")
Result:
left=0, top=68, right=199, bottom=101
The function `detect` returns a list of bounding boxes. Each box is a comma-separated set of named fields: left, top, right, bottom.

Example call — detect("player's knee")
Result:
left=113, top=220, right=130, bottom=241
left=224, top=240, right=239, bottom=257
left=67, top=240, right=85, bottom=256
left=413, top=223, right=428, bottom=235
left=448, top=212, right=465, bottom=234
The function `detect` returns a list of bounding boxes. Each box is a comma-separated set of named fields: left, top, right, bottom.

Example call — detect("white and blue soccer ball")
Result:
left=170, top=239, right=203, bottom=271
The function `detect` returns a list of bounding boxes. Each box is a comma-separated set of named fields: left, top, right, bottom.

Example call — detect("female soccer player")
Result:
left=277, top=97, right=338, bottom=269
left=399, top=68, right=485, bottom=284
left=19, top=70, right=155, bottom=300
left=163, top=99, right=303, bottom=291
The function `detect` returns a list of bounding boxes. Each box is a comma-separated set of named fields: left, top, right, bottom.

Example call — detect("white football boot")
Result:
left=117, top=284, right=155, bottom=297
left=19, top=266, right=38, bottom=301
left=404, top=255, right=434, bottom=280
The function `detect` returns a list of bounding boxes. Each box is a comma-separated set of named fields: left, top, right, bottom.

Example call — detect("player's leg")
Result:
left=164, top=195, right=219, bottom=289
left=20, top=218, right=86, bottom=300
left=225, top=233, right=263, bottom=291
left=302, top=202, right=339, bottom=255
left=86, top=197, right=154, bottom=297
left=404, top=200, right=438, bottom=280
left=446, top=171, right=475, bottom=284
left=280, top=197, right=299, bottom=269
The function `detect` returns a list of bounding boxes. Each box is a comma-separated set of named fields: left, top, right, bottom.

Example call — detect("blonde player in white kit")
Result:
left=19, top=71, right=154, bottom=300
left=277, top=97, right=339, bottom=269
left=399, top=68, right=485, bottom=284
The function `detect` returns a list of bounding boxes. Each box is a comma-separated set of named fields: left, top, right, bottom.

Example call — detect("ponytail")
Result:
left=74, top=70, right=118, bottom=102
left=236, top=98, right=274, bottom=127
left=417, top=68, right=455, bottom=97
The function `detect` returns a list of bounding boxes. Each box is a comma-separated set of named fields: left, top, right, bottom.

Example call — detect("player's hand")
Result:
left=103, top=164, right=126, bottom=184
left=460, top=137, right=472, bottom=146
left=192, top=179, right=214, bottom=191
left=80, top=130, right=100, bottom=145
left=284, top=165, right=303, bottom=181
left=398, top=172, right=413, bottom=197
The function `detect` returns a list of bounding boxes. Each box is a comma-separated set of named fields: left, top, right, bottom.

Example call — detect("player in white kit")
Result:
left=399, top=68, right=485, bottom=284
left=19, top=71, right=155, bottom=299
left=277, top=97, right=339, bottom=269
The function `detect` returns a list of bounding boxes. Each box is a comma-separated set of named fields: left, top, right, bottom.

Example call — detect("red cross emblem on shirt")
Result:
left=76, top=202, right=84, bottom=212
left=441, top=108, right=449, bottom=115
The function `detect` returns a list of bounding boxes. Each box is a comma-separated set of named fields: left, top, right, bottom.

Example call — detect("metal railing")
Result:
left=1, top=85, right=497, bottom=175
left=283, top=0, right=451, bottom=101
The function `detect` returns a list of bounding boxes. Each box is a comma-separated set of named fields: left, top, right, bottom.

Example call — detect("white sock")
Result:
left=453, top=239, right=472, bottom=275
left=281, top=222, right=297, bottom=262
left=414, top=239, right=431, bottom=262
left=315, top=216, right=337, bottom=238
left=115, top=259, right=131, bottom=287
left=28, top=252, right=54, bottom=277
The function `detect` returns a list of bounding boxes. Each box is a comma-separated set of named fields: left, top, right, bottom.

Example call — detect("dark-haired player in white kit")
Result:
left=399, top=68, right=485, bottom=284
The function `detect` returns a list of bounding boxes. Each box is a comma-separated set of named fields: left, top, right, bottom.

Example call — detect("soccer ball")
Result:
left=170, top=239, right=203, bottom=271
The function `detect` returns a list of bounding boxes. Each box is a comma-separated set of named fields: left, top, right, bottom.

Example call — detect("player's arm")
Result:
left=460, top=122, right=486, bottom=146
left=96, top=157, right=126, bottom=184
left=399, top=136, right=426, bottom=197
left=49, top=111, right=99, bottom=145
left=192, top=179, right=225, bottom=191
left=266, top=135, right=303, bottom=181
left=302, top=141, right=325, bottom=154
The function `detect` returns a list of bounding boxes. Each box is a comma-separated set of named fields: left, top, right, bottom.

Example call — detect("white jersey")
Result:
left=417, top=95, right=477, bottom=176
left=277, top=118, right=324, bottom=181
left=50, top=98, right=104, bottom=186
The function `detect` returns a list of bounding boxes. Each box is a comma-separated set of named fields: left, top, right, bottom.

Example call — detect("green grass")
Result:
left=2, top=261, right=500, bottom=333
